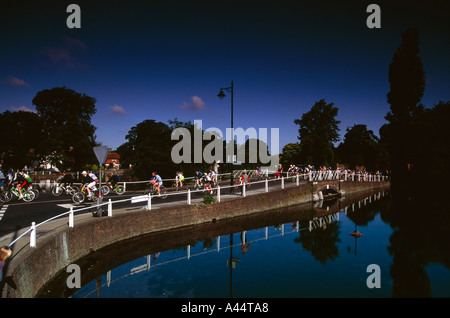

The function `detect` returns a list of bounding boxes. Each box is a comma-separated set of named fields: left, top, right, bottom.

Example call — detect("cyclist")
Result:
left=107, top=172, right=120, bottom=188
left=255, top=166, right=262, bottom=177
left=0, top=170, right=5, bottom=190
left=21, top=170, right=33, bottom=191
left=57, top=172, right=75, bottom=187
left=12, top=172, right=26, bottom=199
left=208, top=169, right=217, bottom=186
left=240, top=171, right=251, bottom=186
left=194, top=170, right=203, bottom=188
left=149, top=171, right=162, bottom=195
left=81, top=171, right=98, bottom=198
left=203, top=172, right=213, bottom=192
left=175, top=171, right=184, bottom=188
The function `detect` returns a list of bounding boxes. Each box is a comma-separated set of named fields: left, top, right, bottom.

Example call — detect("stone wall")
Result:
left=3, top=180, right=390, bottom=298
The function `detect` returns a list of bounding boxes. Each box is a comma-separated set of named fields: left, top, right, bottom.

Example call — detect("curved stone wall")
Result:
left=3, top=180, right=390, bottom=298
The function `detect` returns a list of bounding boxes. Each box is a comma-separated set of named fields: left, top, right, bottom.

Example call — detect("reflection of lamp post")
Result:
left=227, top=233, right=240, bottom=298
left=217, top=81, right=234, bottom=193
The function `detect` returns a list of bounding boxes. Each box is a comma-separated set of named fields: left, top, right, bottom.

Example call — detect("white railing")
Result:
left=7, top=170, right=389, bottom=249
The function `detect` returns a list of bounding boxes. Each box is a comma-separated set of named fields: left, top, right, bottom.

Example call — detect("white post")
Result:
left=187, top=245, right=191, bottom=259
left=217, top=186, right=221, bottom=202
left=187, top=189, right=191, bottom=205
left=30, top=222, right=36, bottom=247
left=265, top=179, right=268, bottom=192
left=296, top=174, right=299, bottom=186
left=108, top=199, right=112, bottom=217
left=147, top=194, right=151, bottom=210
left=123, top=182, right=127, bottom=192
left=281, top=176, right=284, bottom=189
left=217, top=236, right=220, bottom=251
left=243, top=183, right=246, bottom=197
left=69, top=207, right=74, bottom=227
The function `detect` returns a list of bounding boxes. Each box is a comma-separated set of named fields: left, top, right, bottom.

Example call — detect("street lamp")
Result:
left=217, top=81, right=234, bottom=193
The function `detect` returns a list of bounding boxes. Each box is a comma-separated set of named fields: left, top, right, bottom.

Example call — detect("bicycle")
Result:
left=203, top=183, right=216, bottom=195
left=192, top=178, right=204, bottom=191
left=234, top=180, right=251, bottom=193
left=171, top=179, right=183, bottom=191
left=4, top=186, right=35, bottom=203
left=144, top=183, right=167, bottom=199
left=100, top=183, right=125, bottom=195
left=51, top=183, right=79, bottom=196
left=72, top=184, right=101, bottom=205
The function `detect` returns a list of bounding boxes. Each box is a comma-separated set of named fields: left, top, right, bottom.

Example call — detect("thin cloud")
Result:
left=7, top=76, right=31, bottom=87
left=109, top=104, right=126, bottom=115
left=10, top=106, right=37, bottom=113
left=42, top=36, right=87, bottom=69
left=180, top=95, right=206, bottom=110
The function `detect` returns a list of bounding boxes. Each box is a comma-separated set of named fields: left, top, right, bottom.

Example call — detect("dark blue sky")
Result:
left=1, top=0, right=449, bottom=153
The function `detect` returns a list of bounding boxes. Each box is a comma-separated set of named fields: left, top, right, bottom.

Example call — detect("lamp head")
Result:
left=217, top=89, right=226, bottom=99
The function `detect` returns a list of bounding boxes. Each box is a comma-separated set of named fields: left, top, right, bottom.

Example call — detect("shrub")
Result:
left=203, top=194, right=216, bottom=205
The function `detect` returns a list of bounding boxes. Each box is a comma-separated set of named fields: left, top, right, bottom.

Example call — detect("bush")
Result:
left=203, top=194, right=216, bottom=205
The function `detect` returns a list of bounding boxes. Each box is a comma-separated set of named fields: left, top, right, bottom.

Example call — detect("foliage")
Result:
left=32, top=86, right=98, bottom=171
left=0, top=110, right=44, bottom=169
left=203, top=194, right=216, bottom=205
left=336, top=124, right=387, bottom=171
left=280, top=143, right=301, bottom=167
left=381, top=28, right=449, bottom=195
left=294, top=99, right=340, bottom=167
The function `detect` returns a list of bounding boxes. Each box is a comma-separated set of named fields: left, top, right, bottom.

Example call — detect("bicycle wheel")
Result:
left=22, top=190, right=35, bottom=202
left=30, top=188, right=40, bottom=199
left=159, top=186, right=168, bottom=199
left=4, top=190, right=14, bottom=203
left=114, top=184, right=125, bottom=195
left=0, top=192, right=5, bottom=204
left=72, top=192, right=85, bottom=205
left=144, top=186, right=153, bottom=196
left=52, top=185, right=64, bottom=196
left=66, top=185, right=78, bottom=195
left=101, top=185, right=110, bottom=196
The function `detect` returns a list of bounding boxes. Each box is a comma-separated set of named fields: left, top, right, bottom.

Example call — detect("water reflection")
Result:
left=382, top=197, right=450, bottom=297
left=37, top=188, right=450, bottom=298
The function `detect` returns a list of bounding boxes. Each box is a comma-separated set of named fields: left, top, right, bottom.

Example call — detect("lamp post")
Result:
left=217, top=81, right=234, bottom=193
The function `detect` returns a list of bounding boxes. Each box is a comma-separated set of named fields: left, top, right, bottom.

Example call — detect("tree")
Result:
left=32, top=87, right=98, bottom=170
left=386, top=28, right=425, bottom=124
left=381, top=28, right=426, bottom=192
left=0, top=110, right=44, bottom=170
left=294, top=99, right=340, bottom=167
left=336, top=124, right=385, bottom=171
left=280, top=143, right=301, bottom=167
left=121, top=119, right=174, bottom=179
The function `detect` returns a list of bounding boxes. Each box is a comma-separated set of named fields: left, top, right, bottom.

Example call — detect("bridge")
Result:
left=0, top=170, right=390, bottom=297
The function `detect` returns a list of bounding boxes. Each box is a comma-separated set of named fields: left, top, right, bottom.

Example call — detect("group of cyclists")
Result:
left=0, top=169, right=35, bottom=201
left=1, top=165, right=263, bottom=203
left=0, top=168, right=122, bottom=203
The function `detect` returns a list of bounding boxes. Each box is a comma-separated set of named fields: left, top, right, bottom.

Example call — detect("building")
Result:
left=105, top=152, right=120, bottom=169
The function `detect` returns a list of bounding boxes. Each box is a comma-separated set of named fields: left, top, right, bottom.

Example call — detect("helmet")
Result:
left=81, top=171, right=87, bottom=175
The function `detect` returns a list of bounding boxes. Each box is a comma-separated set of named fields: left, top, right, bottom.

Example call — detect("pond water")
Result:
left=39, top=188, right=450, bottom=298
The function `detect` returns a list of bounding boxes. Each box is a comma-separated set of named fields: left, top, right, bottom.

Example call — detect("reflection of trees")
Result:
left=203, top=238, right=214, bottom=250
left=345, top=202, right=378, bottom=227
left=295, top=221, right=341, bottom=264
left=382, top=197, right=450, bottom=297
